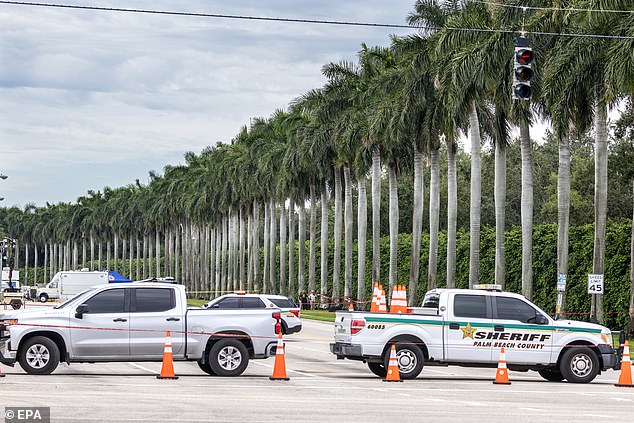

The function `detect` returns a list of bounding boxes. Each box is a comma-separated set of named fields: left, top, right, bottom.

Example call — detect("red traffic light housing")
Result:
left=512, top=38, right=534, bottom=100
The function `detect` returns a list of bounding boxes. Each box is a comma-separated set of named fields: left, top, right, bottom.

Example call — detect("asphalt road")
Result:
left=1, top=319, right=632, bottom=423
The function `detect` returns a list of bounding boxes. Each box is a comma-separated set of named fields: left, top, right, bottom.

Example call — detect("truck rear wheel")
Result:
left=384, top=343, right=424, bottom=380
left=208, top=339, right=249, bottom=377
left=18, top=336, right=60, bottom=375
left=559, top=346, right=599, bottom=383
left=367, top=362, right=387, bottom=378
left=197, top=359, right=217, bottom=376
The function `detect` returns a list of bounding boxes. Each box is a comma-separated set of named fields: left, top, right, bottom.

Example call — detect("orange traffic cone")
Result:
left=270, top=332, right=289, bottom=381
left=493, top=347, right=511, bottom=385
left=157, top=331, right=179, bottom=379
left=378, top=288, right=387, bottom=313
left=383, top=345, right=402, bottom=382
left=371, top=282, right=379, bottom=312
left=349, top=301, right=354, bottom=312
left=615, top=340, right=632, bottom=388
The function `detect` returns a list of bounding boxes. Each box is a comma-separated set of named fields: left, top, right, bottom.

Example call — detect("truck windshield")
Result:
left=54, top=288, right=97, bottom=309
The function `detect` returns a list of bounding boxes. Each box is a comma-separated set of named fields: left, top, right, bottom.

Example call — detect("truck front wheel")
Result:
left=559, top=346, right=599, bottom=383
left=39, top=293, right=48, bottom=303
left=538, top=367, right=564, bottom=382
left=18, top=336, right=60, bottom=375
left=208, top=339, right=249, bottom=377
left=385, top=343, right=424, bottom=380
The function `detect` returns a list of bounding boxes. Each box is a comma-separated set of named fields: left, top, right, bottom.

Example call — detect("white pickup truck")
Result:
left=0, top=282, right=281, bottom=376
left=331, top=287, right=620, bottom=383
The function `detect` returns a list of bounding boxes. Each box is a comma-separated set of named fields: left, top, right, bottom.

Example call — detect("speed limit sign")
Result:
left=587, top=274, right=604, bottom=295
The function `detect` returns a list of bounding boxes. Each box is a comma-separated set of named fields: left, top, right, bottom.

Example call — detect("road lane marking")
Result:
left=127, top=363, right=158, bottom=374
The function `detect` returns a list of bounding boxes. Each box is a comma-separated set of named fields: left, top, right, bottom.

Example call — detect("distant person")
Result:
left=300, top=291, right=308, bottom=310
left=308, top=290, right=316, bottom=310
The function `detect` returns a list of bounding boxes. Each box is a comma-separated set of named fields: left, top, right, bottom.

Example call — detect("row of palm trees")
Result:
left=2, top=1, right=633, bottom=323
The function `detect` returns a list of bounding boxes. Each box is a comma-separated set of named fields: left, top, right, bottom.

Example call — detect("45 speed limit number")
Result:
left=587, top=274, right=604, bottom=294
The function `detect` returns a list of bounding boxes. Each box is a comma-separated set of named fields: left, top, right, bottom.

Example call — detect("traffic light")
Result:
left=512, top=37, right=534, bottom=100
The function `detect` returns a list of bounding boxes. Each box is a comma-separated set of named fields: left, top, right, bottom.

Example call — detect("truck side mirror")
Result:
left=535, top=314, right=548, bottom=325
left=75, top=304, right=89, bottom=319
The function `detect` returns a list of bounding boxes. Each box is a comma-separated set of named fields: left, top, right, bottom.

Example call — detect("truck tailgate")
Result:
left=333, top=311, right=355, bottom=343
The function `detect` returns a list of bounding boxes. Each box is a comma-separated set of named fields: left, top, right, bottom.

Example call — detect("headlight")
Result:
left=600, top=332, right=613, bottom=347
left=0, top=319, right=18, bottom=326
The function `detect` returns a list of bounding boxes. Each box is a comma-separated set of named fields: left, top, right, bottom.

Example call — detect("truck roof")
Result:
left=426, top=288, right=527, bottom=300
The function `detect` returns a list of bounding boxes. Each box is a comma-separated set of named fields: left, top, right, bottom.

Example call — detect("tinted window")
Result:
left=496, top=297, right=540, bottom=323
left=453, top=294, right=488, bottom=319
left=422, top=293, right=440, bottom=309
left=267, top=298, right=296, bottom=308
left=214, top=297, right=240, bottom=309
left=242, top=297, right=266, bottom=308
left=85, top=289, right=125, bottom=314
left=134, top=288, right=174, bottom=312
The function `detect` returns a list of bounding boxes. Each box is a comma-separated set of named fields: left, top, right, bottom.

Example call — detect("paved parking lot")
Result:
left=1, top=319, right=632, bottom=422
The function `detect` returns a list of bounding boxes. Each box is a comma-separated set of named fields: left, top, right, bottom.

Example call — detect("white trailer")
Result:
left=37, top=271, right=109, bottom=303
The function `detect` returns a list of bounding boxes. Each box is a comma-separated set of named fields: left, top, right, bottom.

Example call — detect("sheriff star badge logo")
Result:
left=461, top=322, right=477, bottom=339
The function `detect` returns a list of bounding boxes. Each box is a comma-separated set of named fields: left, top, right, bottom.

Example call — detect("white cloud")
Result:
left=0, top=0, right=415, bottom=207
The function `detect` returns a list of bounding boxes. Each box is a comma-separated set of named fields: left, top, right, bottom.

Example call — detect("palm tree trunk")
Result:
left=269, top=200, right=277, bottom=294
left=155, top=230, right=160, bottom=277
left=263, top=202, right=270, bottom=293
left=494, top=140, right=507, bottom=288
left=320, top=186, right=329, bottom=307
left=73, top=241, right=78, bottom=270
left=136, top=236, right=141, bottom=280
left=122, top=238, right=127, bottom=278
left=227, top=215, right=234, bottom=291
left=221, top=216, right=228, bottom=294
left=388, top=163, right=399, bottom=292
left=247, top=212, right=253, bottom=291
left=520, top=120, right=533, bottom=299
left=344, top=166, right=353, bottom=301
left=239, top=208, right=246, bottom=290
left=215, top=220, right=221, bottom=297
left=288, top=202, right=295, bottom=298
left=106, top=239, right=111, bottom=271
left=557, top=132, right=571, bottom=318
left=428, top=147, right=440, bottom=291
left=114, top=233, right=119, bottom=272
left=90, top=233, right=94, bottom=271
left=308, top=184, right=317, bottom=295
left=279, top=203, right=287, bottom=296
left=82, top=237, right=86, bottom=270
left=409, top=146, right=424, bottom=304
left=446, top=139, right=458, bottom=288
left=34, top=243, right=39, bottom=286
left=332, top=168, right=343, bottom=306
left=624, top=179, right=634, bottom=338
left=357, top=175, right=368, bottom=307
left=371, top=150, right=381, bottom=284
left=592, top=101, right=608, bottom=324
left=298, top=198, right=306, bottom=295
left=253, top=200, right=261, bottom=292
left=24, top=242, right=29, bottom=286
left=468, top=101, right=482, bottom=288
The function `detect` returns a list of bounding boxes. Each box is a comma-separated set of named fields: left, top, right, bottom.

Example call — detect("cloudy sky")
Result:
left=0, top=0, right=416, bottom=208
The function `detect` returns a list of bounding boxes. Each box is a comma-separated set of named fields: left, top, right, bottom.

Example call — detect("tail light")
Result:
left=272, top=311, right=281, bottom=334
left=351, top=318, right=365, bottom=335
left=290, top=309, right=300, bottom=318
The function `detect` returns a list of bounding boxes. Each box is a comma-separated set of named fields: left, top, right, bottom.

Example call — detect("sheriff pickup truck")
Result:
left=0, top=282, right=281, bottom=376
left=331, top=286, right=620, bottom=383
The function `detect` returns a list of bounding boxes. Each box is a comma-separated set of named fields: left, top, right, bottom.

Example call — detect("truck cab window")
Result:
left=453, top=294, right=488, bottom=319
left=241, top=297, right=266, bottom=308
left=134, top=288, right=174, bottom=312
left=84, top=289, right=125, bottom=314
left=213, top=297, right=240, bottom=309
left=496, top=297, right=543, bottom=323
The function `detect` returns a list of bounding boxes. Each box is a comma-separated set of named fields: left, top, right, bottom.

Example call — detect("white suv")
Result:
left=204, top=293, right=302, bottom=334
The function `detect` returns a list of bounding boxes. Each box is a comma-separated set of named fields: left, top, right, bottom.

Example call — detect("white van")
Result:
left=37, top=271, right=109, bottom=302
